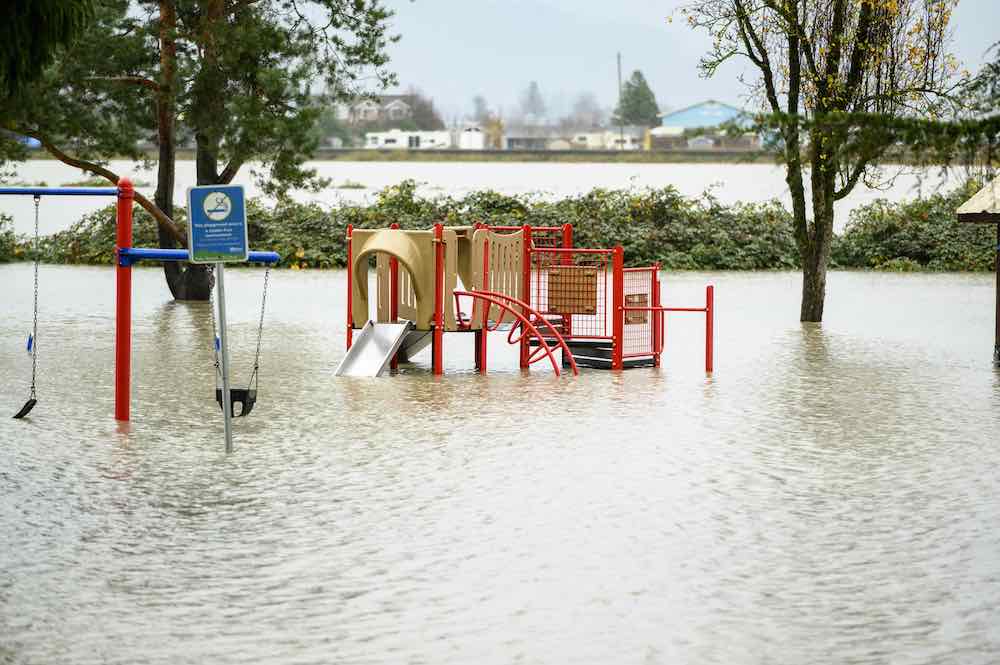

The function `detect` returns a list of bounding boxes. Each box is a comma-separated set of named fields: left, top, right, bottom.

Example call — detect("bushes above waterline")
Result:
left=0, top=214, right=15, bottom=261
left=11, top=180, right=996, bottom=272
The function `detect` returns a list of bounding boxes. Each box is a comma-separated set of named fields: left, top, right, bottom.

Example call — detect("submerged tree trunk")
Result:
left=799, top=143, right=838, bottom=323
left=155, top=0, right=210, bottom=301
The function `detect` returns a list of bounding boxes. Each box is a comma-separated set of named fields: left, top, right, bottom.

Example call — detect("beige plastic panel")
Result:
left=469, top=228, right=525, bottom=324
left=352, top=227, right=462, bottom=332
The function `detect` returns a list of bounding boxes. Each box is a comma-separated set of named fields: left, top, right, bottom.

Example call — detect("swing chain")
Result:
left=206, top=263, right=268, bottom=388
left=207, top=264, right=221, bottom=377
left=249, top=265, right=270, bottom=389
left=29, top=195, right=39, bottom=399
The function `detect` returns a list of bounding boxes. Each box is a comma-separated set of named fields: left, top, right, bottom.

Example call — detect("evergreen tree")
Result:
left=519, top=81, right=546, bottom=120
left=613, top=71, right=659, bottom=128
left=471, top=95, right=490, bottom=123
left=0, top=0, right=94, bottom=99
left=1, top=0, right=397, bottom=299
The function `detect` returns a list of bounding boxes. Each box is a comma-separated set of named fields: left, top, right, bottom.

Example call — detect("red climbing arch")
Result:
left=453, top=289, right=579, bottom=376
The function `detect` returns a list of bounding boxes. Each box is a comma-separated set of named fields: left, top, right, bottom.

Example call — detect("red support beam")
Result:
left=611, top=246, right=624, bottom=370
left=113, top=178, right=134, bottom=421
left=433, top=223, right=444, bottom=375
left=705, top=284, right=714, bottom=373
left=389, top=223, right=400, bottom=370
left=346, top=224, right=354, bottom=350
left=477, top=237, right=490, bottom=374
left=520, top=224, right=532, bottom=369
left=652, top=263, right=661, bottom=367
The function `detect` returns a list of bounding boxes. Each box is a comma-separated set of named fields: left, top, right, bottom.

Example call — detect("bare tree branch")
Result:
left=19, top=129, right=186, bottom=245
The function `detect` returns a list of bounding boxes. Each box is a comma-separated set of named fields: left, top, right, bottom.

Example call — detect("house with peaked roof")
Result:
left=333, top=95, right=415, bottom=125
left=650, top=100, right=760, bottom=150
left=654, top=100, right=748, bottom=135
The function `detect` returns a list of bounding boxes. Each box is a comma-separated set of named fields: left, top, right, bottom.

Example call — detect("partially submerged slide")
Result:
left=335, top=320, right=414, bottom=377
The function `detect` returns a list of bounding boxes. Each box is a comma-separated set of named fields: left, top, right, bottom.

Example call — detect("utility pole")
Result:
left=617, top=52, right=625, bottom=150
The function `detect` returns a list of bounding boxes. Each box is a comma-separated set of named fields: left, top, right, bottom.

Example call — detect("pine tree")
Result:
left=0, top=0, right=94, bottom=98
left=613, top=71, right=659, bottom=128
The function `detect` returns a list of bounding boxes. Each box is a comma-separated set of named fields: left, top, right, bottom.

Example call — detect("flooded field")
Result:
left=1, top=264, right=998, bottom=664
left=2, top=159, right=965, bottom=236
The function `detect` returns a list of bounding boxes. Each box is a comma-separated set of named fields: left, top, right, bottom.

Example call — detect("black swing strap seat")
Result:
left=215, top=388, right=256, bottom=417
left=13, top=398, right=37, bottom=420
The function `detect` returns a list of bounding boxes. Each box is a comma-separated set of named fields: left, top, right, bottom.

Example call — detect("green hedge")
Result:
left=11, top=179, right=996, bottom=271
left=0, top=214, right=15, bottom=262
left=831, top=181, right=996, bottom=271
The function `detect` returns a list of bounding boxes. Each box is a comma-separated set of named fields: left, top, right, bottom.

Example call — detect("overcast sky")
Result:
left=378, top=0, right=999, bottom=122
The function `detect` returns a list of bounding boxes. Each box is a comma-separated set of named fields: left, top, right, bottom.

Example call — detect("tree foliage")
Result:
left=471, top=95, right=491, bottom=124
left=561, top=92, right=605, bottom=129
left=683, top=0, right=964, bottom=321
left=613, top=71, right=659, bottom=127
left=1, top=0, right=398, bottom=298
left=519, top=81, right=547, bottom=120
left=0, top=0, right=95, bottom=99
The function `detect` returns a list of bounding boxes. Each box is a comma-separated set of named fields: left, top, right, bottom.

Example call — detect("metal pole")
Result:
left=114, top=179, right=134, bottom=421
left=617, top=52, right=624, bottom=149
left=215, top=262, right=235, bottom=452
left=706, top=285, right=715, bottom=374
left=432, top=223, right=444, bottom=375
left=994, top=224, right=999, bottom=366
left=612, top=246, right=624, bottom=370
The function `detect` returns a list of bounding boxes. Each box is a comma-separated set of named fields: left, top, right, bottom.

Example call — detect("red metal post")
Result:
left=706, top=284, right=714, bottom=373
left=433, top=223, right=444, bottom=375
left=652, top=263, right=661, bottom=367
left=346, top=224, right=354, bottom=350
left=389, top=223, right=400, bottom=369
left=611, top=246, right=624, bottom=370
left=520, top=224, right=532, bottom=369
left=478, top=237, right=489, bottom=374
left=114, top=178, right=134, bottom=421
left=561, top=224, right=573, bottom=251
left=560, top=223, right=573, bottom=337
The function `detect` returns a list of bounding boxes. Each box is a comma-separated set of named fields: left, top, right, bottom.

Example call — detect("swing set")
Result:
left=1, top=179, right=279, bottom=422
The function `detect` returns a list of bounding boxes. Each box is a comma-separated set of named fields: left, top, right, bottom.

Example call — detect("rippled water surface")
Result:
left=1, top=264, right=998, bottom=665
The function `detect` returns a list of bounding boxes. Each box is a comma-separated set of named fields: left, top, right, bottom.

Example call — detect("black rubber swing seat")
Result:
left=13, top=398, right=37, bottom=419
left=215, top=388, right=256, bottom=417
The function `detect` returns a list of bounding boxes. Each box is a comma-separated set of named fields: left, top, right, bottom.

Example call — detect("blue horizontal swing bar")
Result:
left=117, top=247, right=280, bottom=266
left=0, top=187, right=120, bottom=197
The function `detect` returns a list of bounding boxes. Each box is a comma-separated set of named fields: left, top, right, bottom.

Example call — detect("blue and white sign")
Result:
left=187, top=184, right=248, bottom=263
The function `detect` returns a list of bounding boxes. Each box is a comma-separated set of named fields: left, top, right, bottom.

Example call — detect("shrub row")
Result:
left=6, top=180, right=995, bottom=271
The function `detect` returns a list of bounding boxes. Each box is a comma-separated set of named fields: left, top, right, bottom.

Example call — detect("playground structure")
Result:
left=1, top=180, right=279, bottom=423
left=340, top=222, right=714, bottom=376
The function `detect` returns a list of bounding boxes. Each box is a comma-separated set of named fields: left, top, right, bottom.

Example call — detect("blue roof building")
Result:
left=655, top=100, right=749, bottom=136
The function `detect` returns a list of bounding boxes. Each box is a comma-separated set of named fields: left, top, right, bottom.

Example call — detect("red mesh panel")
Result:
left=529, top=249, right=613, bottom=340
left=622, top=267, right=657, bottom=357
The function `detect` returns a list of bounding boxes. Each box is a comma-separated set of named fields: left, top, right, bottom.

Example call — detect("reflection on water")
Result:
left=1, top=264, right=998, bottom=665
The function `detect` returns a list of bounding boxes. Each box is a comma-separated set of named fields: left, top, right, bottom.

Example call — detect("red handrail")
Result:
left=453, top=289, right=579, bottom=376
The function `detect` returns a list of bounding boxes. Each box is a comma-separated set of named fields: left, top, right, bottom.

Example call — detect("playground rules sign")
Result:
left=187, top=184, right=249, bottom=263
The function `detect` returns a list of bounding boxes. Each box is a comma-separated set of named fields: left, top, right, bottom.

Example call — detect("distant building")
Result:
left=570, top=132, right=608, bottom=150
left=604, top=126, right=646, bottom=151
left=504, top=126, right=556, bottom=151
left=365, top=129, right=452, bottom=150
left=457, top=125, right=486, bottom=150
left=335, top=95, right=415, bottom=125
left=655, top=100, right=747, bottom=135
left=649, top=100, right=759, bottom=151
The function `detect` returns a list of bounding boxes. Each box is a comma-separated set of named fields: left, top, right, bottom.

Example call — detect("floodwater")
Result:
left=1, top=263, right=998, bottom=664
left=2, top=159, right=966, bottom=236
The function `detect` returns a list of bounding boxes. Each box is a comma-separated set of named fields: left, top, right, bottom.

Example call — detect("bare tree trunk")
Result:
left=800, top=155, right=837, bottom=322
left=155, top=0, right=210, bottom=301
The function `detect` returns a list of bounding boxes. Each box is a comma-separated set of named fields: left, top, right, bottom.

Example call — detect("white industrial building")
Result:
left=365, top=129, right=453, bottom=150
